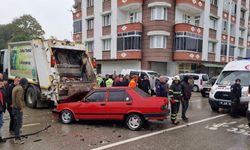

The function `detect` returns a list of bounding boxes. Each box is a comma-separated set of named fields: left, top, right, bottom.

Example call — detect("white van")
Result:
left=209, top=59, right=250, bottom=111
left=120, top=69, right=160, bottom=92
left=178, top=73, right=209, bottom=92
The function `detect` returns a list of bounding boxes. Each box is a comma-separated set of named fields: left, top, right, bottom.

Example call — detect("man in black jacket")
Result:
left=6, top=77, right=20, bottom=134
left=181, top=76, right=192, bottom=122
left=0, top=81, right=6, bottom=143
left=141, top=76, right=151, bottom=94
left=230, top=79, right=242, bottom=118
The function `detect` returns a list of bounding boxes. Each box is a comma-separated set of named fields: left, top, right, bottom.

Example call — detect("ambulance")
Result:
left=209, top=59, right=250, bottom=115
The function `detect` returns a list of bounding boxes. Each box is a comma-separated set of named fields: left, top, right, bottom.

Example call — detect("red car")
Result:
left=53, top=87, right=169, bottom=130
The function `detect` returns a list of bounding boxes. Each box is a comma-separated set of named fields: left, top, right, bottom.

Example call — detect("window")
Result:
left=209, top=17, right=217, bottom=29
left=208, top=42, right=216, bottom=53
left=223, top=0, right=230, bottom=12
left=117, top=32, right=141, bottom=51
left=108, top=90, right=131, bottom=102
left=86, top=41, right=93, bottom=52
left=130, top=12, right=142, bottom=23
left=222, top=21, right=228, bottom=33
left=217, top=71, right=250, bottom=86
left=86, top=91, right=106, bottom=102
left=178, top=64, right=191, bottom=74
left=183, top=14, right=191, bottom=24
left=87, top=0, right=94, bottom=7
left=103, top=14, right=111, bottom=26
left=133, top=88, right=150, bottom=97
left=192, top=75, right=199, bottom=80
left=103, top=39, right=111, bottom=51
left=87, top=19, right=94, bottom=30
left=195, top=16, right=200, bottom=26
left=175, top=32, right=203, bottom=52
left=240, top=29, right=245, bottom=38
left=73, top=20, right=82, bottom=33
left=241, top=9, right=245, bottom=19
left=202, top=75, right=209, bottom=81
left=229, top=45, right=235, bottom=56
left=150, top=35, right=167, bottom=48
left=230, top=1, right=237, bottom=16
left=210, top=0, right=217, bottom=5
left=221, top=43, right=227, bottom=56
left=151, top=7, right=167, bottom=20
left=239, top=48, right=244, bottom=57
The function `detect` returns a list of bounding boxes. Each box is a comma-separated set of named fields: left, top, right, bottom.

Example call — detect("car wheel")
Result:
left=201, top=93, right=206, bottom=97
left=193, top=85, right=199, bottom=92
left=60, top=110, right=74, bottom=124
left=126, top=114, right=144, bottom=131
left=25, top=86, right=38, bottom=108
left=248, top=123, right=250, bottom=128
left=211, top=106, right=219, bottom=112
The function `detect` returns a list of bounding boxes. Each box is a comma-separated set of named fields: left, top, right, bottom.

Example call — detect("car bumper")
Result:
left=143, top=112, right=169, bottom=120
left=208, top=98, right=231, bottom=108
left=201, top=88, right=210, bottom=95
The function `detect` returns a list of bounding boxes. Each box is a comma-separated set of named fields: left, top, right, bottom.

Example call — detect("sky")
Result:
left=0, top=0, right=74, bottom=40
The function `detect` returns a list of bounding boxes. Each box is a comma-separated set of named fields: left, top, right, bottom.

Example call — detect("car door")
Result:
left=77, top=90, right=107, bottom=119
left=105, top=89, right=132, bottom=120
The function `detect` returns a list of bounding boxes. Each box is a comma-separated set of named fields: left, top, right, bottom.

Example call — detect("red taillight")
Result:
left=92, top=58, right=96, bottom=69
left=200, top=80, right=203, bottom=85
left=51, top=56, right=56, bottom=67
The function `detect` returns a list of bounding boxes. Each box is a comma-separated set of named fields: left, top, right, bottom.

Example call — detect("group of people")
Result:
left=96, top=73, right=192, bottom=125
left=0, top=75, right=28, bottom=144
left=155, top=75, right=192, bottom=125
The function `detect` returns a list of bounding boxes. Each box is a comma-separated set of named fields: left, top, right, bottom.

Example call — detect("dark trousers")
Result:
left=7, top=105, right=15, bottom=132
left=181, top=99, right=189, bottom=118
left=171, top=101, right=180, bottom=122
left=12, top=108, right=23, bottom=140
left=231, top=99, right=239, bottom=117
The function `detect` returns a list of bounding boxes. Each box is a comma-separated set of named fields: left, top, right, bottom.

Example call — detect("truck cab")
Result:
left=209, top=60, right=250, bottom=112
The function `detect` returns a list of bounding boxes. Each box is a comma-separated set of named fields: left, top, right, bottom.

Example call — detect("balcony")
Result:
left=230, top=36, right=235, bottom=44
left=231, top=16, right=236, bottom=24
left=87, top=6, right=94, bottom=16
left=208, top=53, right=215, bottom=62
left=210, top=4, right=218, bottom=16
left=223, top=12, right=229, bottom=20
left=176, top=0, right=204, bottom=13
left=87, top=29, right=94, bottom=38
left=239, top=38, right=244, bottom=46
left=118, top=0, right=142, bottom=11
left=73, top=33, right=82, bottom=42
left=221, top=34, right=228, bottom=42
left=103, top=0, right=111, bottom=12
left=175, top=23, right=203, bottom=35
left=173, top=51, right=202, bottom=61
left=117, top=50, right=142, bottom=60
left=103, top=26, right=111, bottom=36
left=117, top=23, right=142, bottom=33
left=240, top=18, right=245, bottom=27
left=229, top=56, right=234, bottom=62
left=102, top=51, right=111, bottom=60
left=209, top=29, right=216, bottom=39
left=220, top=56, right=227, bottom=63
left=73, top=10, right=82, bottom=21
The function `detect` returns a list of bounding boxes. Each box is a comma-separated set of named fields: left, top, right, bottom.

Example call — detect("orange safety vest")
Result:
left=129, top=79, right=136, bottom=88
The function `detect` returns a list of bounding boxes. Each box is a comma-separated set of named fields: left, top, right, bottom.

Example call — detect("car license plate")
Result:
left=205, top=91, right=210, bottom=94
left=219, top=101, right=231, bottom=106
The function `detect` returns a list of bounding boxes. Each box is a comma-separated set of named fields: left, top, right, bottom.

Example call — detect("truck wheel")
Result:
left=26, top=86, right=38, bottom=108
left=126, top=113, right=144, bottom=131
left=193, top=85, right=199, bottom=92
left=211, top=106, right=219, bottom=112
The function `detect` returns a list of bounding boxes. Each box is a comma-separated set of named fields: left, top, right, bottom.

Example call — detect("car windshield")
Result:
left=202, top=75, right=209, bottom=81
left=216, top=71, right=250, bottom=86
left=208, top=78, right=217, bottom=85
left=148, top=72, right=160, bottom=78
left=133, top=87, right=150, bottom=97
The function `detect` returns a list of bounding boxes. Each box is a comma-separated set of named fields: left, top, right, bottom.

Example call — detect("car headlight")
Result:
left=210, top=88, right=215, bottom=95
left=242, top=91, right=248, bottom=97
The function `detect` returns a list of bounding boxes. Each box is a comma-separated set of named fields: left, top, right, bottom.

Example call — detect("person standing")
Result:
left=181, top=76, right=192, bottom=122
left=230, top=79, right=242, bottom=118
left=6, top=77, right=20, bottom=134
left=105, top=75, right=114, bottom=87
left=122, top=75, right=130, bottom=86
left=156, top=76, right=168, bottom=97
left=96, top=74, right=103, bottom=87
left=0, top=82, right=6, bottom=143
left=169, top=76, right=182, bottom=125
left=12, top=78, right=28, bottom=144
left=128, top=75, right=137, bottom=88
left=141, top=76, right=151, bottom=94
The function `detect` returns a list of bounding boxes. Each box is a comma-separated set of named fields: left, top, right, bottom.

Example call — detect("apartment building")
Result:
left=73, top=0, right=250, bottom=76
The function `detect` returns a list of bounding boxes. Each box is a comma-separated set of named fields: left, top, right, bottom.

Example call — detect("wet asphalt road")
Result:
left=0, top=93, right=249, bottom=150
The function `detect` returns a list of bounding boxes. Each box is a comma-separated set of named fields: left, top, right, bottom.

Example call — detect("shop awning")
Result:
left=202, top=63, right=225, bottom=68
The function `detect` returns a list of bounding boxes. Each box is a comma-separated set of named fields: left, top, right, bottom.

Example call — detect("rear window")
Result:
left=202, top=75, right=209, bottom=81
left=108, top=90, right=131, bottom=102
left=192, top=75, right=199, bottom=80
left=133, top=87, right=150, bottom=98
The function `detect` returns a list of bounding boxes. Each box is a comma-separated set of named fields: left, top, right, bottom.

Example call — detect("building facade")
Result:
left=73, top=0, right=250, bottom=76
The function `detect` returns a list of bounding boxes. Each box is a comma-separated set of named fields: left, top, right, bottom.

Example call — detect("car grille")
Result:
left=214, top=92, right=231, bottom=100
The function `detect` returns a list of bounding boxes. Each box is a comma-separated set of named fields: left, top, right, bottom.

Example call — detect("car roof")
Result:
left=223, top=59, right=250, bottom=71
left=94, top=87, right=131, bottom=91
left=179, top=73, right=208, bottom=76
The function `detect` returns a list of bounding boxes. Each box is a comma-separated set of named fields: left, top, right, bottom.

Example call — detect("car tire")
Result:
left=25, top=86, right=38, bottom=108
left=193, top=85, right=199, bottom=92
left=211, top=106, right=219, bottom=112
left=60, top=110, right=74, bottom=124
left=248, top=123, right=250, bottom=128
left=201, top=93, right=206, bottom=97
left=126, top=113, right=144, bottom=131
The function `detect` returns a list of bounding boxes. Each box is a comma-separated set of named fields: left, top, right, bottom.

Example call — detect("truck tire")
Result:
left=25, top=85, right=39, bottom=108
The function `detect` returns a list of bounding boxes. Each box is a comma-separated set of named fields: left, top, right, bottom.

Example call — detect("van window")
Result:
left=148, top=72, right=160, bottom=78
left=202, top=75, right=209, bottom=81
left=140, top=72, right=148, bottom=79
left=216, top=71, right=250, bottom=86
left=192, top=75, right=199, bottom=80
left=130, top=71, right=139, bottom=77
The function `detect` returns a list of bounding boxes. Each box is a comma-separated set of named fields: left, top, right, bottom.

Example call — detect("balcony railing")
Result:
left=173, top=51, right=202, bottom=61
left=117, top=23, right=142, bottom=33
left=175, top=23, right=203, bottom=35
left=118, top=0, right=143, bottom=11
left=176, top=0, right=204, bottom=10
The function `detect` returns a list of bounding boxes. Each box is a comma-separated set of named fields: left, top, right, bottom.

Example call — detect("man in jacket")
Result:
left=230, top=79, right=242, bottom=118
left=0, top=82, right=6, bottom=143
left=156, top=76, right=168, bottom=97
left=12, top=78, right=28, bottom=144
left=181, top=76, right=192, bottom=122
left=169, top=76, right=182, bottom=125
left=105, top=75, right=114, bottom=87
left=5, top=77, right=20, bottom=134
left=141, top=76, right=151, bottom=94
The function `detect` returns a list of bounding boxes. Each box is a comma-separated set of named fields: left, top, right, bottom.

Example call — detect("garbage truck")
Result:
left=0, top=39, right=96, bottom=108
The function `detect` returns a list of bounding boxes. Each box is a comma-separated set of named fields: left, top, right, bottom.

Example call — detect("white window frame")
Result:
left=150, top=35, right=167, bottom=49
left=103, top=39, right=111, bottom=51
left=87, top=19, right=94, bottom=30
left=208, top=42, right=216, bottom=53
left=222, top=20, right=228, bottom=33
left=129, top=11, right=142, bottom=23
left=240, top=29, right=245, bottom=38
left=210, top=0, right=217, bottom=5
left=151, top=7, right=167, bottom=21
left=209, top=17, right=217, bottom=30
left=86, top=41, right=94, bottom=52
left=87, top=0, right=94, bottom=7
left=194, top=16, right=200, bottom=26
left=103, top=14, right=111, bottom=27
left=183, top=14, right=191, bottom=24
